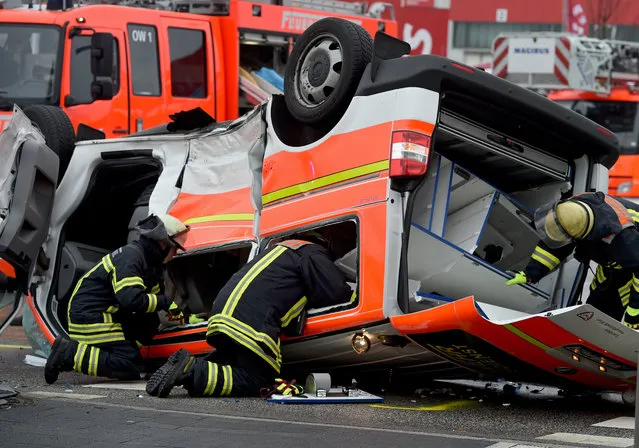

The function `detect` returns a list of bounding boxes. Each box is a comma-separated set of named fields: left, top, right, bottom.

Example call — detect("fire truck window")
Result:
left=127, top=24, right=161, bottom=97
left=168, top=27, right=207, bottom=98
left=70, top=35, right=120, bottom=104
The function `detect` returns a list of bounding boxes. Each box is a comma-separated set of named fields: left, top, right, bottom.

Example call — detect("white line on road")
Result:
left=82, top=381, right=146, bottom=391
left=25, top=391, right=106, bottom=400
left=592, top=416, right=635, bottom=429
left=23, top=393, right=585, bottom=448
left=536, top=432, right=634, bottom=447
left=486, top=444, right=550, bottom=448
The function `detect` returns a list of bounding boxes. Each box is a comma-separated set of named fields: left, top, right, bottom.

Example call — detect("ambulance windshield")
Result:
left=555, top=99, right=639, bottom=155
left=0, top=24, right=61, bottom=107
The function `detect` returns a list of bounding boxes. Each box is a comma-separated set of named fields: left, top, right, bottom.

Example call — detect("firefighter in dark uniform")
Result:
left=505, top=191, right=639, bottom=329
left=44, top=214, right=191, bottom=384
left=145, top=231, right=356, bottom=398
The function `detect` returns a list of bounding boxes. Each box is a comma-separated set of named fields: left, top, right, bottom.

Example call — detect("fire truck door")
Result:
left=62, top=28, right=129, bottom=138
left=160, top=18, right=216, bottom=121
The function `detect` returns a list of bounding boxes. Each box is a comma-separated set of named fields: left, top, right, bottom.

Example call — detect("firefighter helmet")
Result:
left=136, top=214, right=190, bottom=251
left=534, top=199, right=594, bottom=248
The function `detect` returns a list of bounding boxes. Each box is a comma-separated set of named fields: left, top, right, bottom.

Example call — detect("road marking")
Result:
left=23, top=396, right=576, bottom=448
left=83, top=381, right=146, bottom=391
left=486, top=443, right=550, bottom=448
left=536, top=432, right=634, bottom=447
left=0, top=343, right=32, bottom=350
left=592, top=416, right=634, bottom=429
left=25, top=391, right=106, bottom=400
left=370, top=400, right=476, bottom=411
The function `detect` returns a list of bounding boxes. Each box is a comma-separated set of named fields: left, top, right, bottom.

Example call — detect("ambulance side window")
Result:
left=70, top=35, right=120, bottom=104
left=167, top=27, right=207, bottom=99
left=127, top=24, right=161, bottom=97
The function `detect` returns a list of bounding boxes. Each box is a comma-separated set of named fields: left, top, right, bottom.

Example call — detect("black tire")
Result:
left=23, top=105, right=76, bottom=183
left=284, top=18, right=373, bottom=125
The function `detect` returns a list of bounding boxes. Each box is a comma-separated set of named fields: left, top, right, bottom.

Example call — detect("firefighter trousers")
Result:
left=586, top=265, right=630, bottom=321
left=184, top=339, right=277, bottom=397
left=63, top=339, right=144, bottom=380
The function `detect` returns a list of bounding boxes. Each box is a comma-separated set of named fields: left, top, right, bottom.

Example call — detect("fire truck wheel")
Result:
left=23, top=105, right=76, bottom=183
left=284, top=18, right=373, bottom=125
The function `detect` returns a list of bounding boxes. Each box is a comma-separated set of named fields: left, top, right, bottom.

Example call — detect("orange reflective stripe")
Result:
left=604, top=196, right=633, bottom=227
left=277, top=240, right=313, bottom=250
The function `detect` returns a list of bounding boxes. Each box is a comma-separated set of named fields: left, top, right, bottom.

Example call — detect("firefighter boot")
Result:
left=145, top=349, right=194, bottom=398
left=44, top=336, right=77, bottom=385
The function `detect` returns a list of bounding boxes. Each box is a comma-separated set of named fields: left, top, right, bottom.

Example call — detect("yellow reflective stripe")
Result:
left=596, top=266, right=606, bottom=284
left=629, top=209, right=639, bottom=222
left=151, top=284, right=161, bottom=295
left=102, top=312, right=112, bottom=323
left=146, top=294, right=158, bottom=312
left=68, top=322, right=123, bottom=333
left=70, top=332, right=126, bottom=344
left=73, top=343, right=89, bottom=373
left=531, top=246, right=560, bottom=271
left=281, top=297, right=308, bottom=327
left=183, top=356, right=194, bottom=374
left=87, top=346, right=99, bottom=376
left=67, top=260, right=107, bottom=327
left=206, top=324, right=280, bottom=372
left=207, top=315, right=280, bottom=359
left=204, top=362, right=218, bottom=396
left=104, top=254, right=146, bottom=293
left=535, top=246, right=560, bottom=266
left=106, top=305, right=119, bottom=313
left=531, top=254, right=554, bottom=270
left=633, top=275, right=639, bottom=293
left=221, top=365, right=232, bottom=396
left=113, top=277, right=145, bottom=293
left=262, top=160, right=390, bottom=205
left=619, top=279, right=632, bottom=296
left=222, top=246, right=288, bottom=316
left=68, top=322, right=122, bottom=332
left=350, top=291, right=357, bottom=302
left=184, top=213, right=254, bottom=225
left=503, top=324, right=551, bottom=351
left=626, top=306, right=639, bottom=317
left=621, top=294, right=630, bottom=306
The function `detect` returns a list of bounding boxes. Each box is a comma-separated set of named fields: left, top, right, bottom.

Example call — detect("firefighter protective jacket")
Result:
left=67, top=236, right=172, bottom=345
left=206, top=240, right=355, bottom=373
left=523, top=192, right=639, bottom=324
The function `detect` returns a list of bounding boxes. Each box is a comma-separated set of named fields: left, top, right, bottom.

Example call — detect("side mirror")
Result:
left=90, top=32, right=114, bottom=78
left=91, top=79, right=114, bottom=101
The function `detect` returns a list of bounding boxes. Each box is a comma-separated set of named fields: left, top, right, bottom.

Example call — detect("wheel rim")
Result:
left=293, top=33, right=343, bottom=108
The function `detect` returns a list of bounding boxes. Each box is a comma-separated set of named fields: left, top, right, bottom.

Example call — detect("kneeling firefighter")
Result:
left=146, top=231, right=356, bottom=398
left=44, top=214, right=191, bottom=384
left=505, top=191, right=639, bottom=329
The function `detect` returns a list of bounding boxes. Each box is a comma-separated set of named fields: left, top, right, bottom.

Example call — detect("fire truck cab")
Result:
left=491, top=32, right=639, bottom=202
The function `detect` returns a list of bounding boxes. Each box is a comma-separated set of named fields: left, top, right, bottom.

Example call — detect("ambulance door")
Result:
left=126, top=22, right=166, bottom=133
left=0, top=107, right=59, bottom=335
left=160, top=17, right=216, bottom=121
left=62, top=28, right=129, bottom=138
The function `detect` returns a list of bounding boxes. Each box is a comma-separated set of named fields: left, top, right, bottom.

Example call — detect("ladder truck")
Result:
left=491, top=32, right=639, bottom=202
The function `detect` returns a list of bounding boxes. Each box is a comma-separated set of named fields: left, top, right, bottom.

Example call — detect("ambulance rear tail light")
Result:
left=390, top=130, right=430, bottom=178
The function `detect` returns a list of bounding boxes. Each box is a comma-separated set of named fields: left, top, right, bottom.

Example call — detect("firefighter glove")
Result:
left=505, top=271, right=528, bottom=286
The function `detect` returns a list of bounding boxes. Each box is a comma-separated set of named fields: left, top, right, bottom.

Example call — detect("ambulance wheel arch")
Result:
left=284, top=18, right=373, bottom=127
left=22, top=105, right=76, bottom=183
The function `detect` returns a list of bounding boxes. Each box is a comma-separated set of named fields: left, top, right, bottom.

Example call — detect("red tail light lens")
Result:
left=390, top=130, right=431, bottom=178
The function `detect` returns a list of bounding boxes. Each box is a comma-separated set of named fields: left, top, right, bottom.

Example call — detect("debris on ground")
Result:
left=0, top=384, right=17, bottom=400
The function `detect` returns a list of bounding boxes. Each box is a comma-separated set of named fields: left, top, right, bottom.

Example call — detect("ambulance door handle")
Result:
left=113, top=129, right=128, bottom=134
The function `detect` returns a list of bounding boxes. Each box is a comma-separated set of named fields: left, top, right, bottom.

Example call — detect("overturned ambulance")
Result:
left=1, top=18, right=637, bottom=397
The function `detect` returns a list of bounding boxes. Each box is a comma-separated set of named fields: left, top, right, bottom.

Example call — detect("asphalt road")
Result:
left=1, top=326, right=637, bottom=448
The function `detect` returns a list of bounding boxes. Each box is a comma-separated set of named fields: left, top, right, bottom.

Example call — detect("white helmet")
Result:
left=136, top=214, right=190, bottom=251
